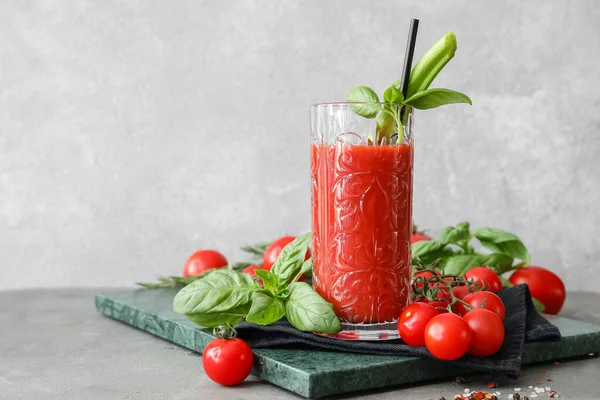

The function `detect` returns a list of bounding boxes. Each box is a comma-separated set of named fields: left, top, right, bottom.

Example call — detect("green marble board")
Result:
left=95, top=289, right=600, bottom=399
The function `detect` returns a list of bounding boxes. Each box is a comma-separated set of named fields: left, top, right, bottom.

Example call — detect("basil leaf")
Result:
left=173, top=269, right=261, bottom=316
left=186, top=305, right=250, bottom=327
left=442, top=254, right=483, bottom=276
left=271, top=232, right=311, bottom=289
left=347, top=85, right=381, bottom=118
left=412, top=240, right=446, bottom=259
left=480, top=253, right=514, bottom=273
left=414, top=246, right=456, bottom=268
left=532, top=297, right=546, bottom=313
left=255, top=269, right=277, bottom=293
left=376, top=107, right=396, bottom=142
left=403, top=88, right=472, bottom=110
left=246, top=292, right=285, bottom=325
left=298, top=258, right=313, bottom=278
left=384, top=86, right=404, bottom=104
left=473, top=227, right=531, bottom=263
left=440, top=222, right=470, bottom=244
left=285, top=282, right=341, bottom=334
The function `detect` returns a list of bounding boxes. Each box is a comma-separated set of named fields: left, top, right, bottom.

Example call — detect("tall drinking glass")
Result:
left=310, top=103, right=414, bottom=340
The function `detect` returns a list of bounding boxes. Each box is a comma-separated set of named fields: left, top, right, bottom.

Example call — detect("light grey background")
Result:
left=1, top=0, right=599, bottom=291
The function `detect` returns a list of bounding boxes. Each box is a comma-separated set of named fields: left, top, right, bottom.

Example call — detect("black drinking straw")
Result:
left=400, top=19, right=420, bottom=99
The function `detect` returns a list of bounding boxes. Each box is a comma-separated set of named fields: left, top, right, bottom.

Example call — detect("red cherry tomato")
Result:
left=464, top=267, right=503, bottom=292
left=183, top=250, right=228, bottom=277
left=412, top=232, right=432, bottom=243
left=509, top=266, right=566, bottom=315
left=412, top=270, right=441, bottom=289
left=398, top=303, right=439, bottom=347
left=428, top=301, right=450, bottom=313
left=263, top=236, right=311, bottom=271
left=202, top=338, right=253, bottom=386
left=458, top=291, right=506, bottom=321
left=424, top=313, right=472, bottom=360
left=450, top=284, right=477, bottom=313
left=463, top=308, right=505, bottom=357
left=242, top=265, right=263, bottom=279
left=452, top=284, right=476, bottom=301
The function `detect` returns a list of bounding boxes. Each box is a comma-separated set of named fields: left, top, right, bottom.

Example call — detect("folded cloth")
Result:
left=235, top=284, right=561, bottom=379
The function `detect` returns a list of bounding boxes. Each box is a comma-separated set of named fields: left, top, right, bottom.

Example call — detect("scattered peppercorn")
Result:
left=512, top=393, right=520, bottom=400
left=549, top=390, right=557, bottom=398
left=455, top=376, right=467, bottom=384
left=523, top=396, right=529, bottom=400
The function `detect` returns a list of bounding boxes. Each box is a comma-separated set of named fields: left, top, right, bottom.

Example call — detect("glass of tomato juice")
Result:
left=310, top=102, right=413, bottom=340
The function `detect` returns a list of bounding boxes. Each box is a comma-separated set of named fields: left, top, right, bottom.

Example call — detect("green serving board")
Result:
left=95, top=289, right=600, bottom=399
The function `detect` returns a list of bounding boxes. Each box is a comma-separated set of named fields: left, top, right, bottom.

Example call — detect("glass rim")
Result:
left=310, top=101, right=391, bottom=108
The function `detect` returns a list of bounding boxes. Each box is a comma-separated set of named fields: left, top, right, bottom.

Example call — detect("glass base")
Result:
left=315, top=321, right=400, bottom=341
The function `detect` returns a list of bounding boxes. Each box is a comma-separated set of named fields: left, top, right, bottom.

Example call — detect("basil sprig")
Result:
left=412, top=223, right=544, bottom=312
left=347, top=31, right=471, bottom=144
left=412, top=222, right=530, bottom=275
left=173, top=233, right=341, bottom=334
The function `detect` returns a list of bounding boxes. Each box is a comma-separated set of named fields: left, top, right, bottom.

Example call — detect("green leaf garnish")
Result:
left=407, top=31, right=457, bottom=98
left=404, top=88, right=472, bottom=110
left=347, top=85, right=381, bottom=118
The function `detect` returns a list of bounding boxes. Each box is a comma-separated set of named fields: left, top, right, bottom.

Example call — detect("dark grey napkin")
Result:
left=235, top=284, right=561, bottom=379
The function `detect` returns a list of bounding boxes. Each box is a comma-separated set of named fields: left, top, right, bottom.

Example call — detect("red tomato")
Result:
left=398, top=303, right=439, bottom=347
left=464, top=267, right=503, bottom=292
left=412, top=232, right=432, bottom=243
left=450, top=284, right=477, bottom=313
left=263, top=236, right=311, bottom=271
left=242, top=265, right=263, bottom=279
left=509, top=266, right=566, bottom=315
left=424, top=313, right=472, bottom=360
left=458, top=291, right=506, bottom=321
left=427, top=300, right=451, bottom=313
left=463, top=308, right=505, bottom=357
left=412, top=270, right=441, bottom=289
left=429, top=283, right=452, bottom=313
left=452, top=284, right=476, bottom=301
left=183, top=250, right=228, bottom=277
left=202, top=338, right=253, bottom=386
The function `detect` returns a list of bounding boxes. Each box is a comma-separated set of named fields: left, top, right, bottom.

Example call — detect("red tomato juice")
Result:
left=310, top=142, right=413, bottom=324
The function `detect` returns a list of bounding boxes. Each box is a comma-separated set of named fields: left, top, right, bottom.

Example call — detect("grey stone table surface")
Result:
left=1, top=289, right=600, bottom=400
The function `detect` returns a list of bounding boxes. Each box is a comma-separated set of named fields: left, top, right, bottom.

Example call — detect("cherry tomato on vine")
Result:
left=412, top=270, right=441, bottom=289
left=183, top=250, right=228, bottom=277
left=509, top=266, right=566, bottom=314
left=450, top=284, right=476, bottom=313
left=242, top=265, right=263, bottom=279
left=458, top=291, right=506, bottom=321
left=263, top=236, right=311, bottom=271
left=202, top=337, right=253, bottom=386
left=464, top=267, right=503, bottom=292
left=398, top=303, right=439, bottom=346
left=451, top=283, right=476, bottom=301
left=463, top=308, right=505, bottom=357
left=424, top=313, right=472, bottom=360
